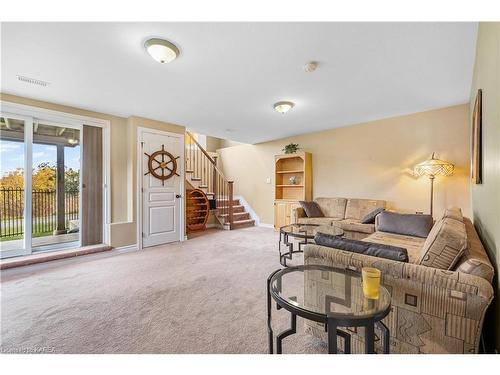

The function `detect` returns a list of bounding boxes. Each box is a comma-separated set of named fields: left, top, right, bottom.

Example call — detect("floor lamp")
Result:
left=413, top=153, right=454, bottom=216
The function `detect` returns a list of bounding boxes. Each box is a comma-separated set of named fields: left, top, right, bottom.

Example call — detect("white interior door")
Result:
left=141, top=130, right=183, bottom=247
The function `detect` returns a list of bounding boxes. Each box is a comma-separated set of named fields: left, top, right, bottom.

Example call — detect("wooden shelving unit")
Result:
left=186, top=189, right=209, bottom=233
left=274, top=152, right=312, bottom=229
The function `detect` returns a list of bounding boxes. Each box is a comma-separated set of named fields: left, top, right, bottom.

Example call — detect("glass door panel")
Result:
left=31, top=122, right=81, bottom=252
left=0, top=116, right=28, bottom=257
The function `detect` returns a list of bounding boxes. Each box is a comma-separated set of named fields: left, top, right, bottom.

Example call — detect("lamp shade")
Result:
left=413, top=153, right=454, bottom=178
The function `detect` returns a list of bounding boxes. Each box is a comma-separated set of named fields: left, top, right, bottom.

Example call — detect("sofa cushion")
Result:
left=345, top=199, right=386, bottom=221
left=363, top=231, right=425, bottom=263
left=376, top=211, right=433, bottom=238
left=315, top=197, right=347, bottom=219
left=335, top=219, right=375, bottom=234
left=418, top=218, right=467, bottom=270
left=299, top=201, right=324, bottom=218
left=453, top=218, right=494, bottom=282
left=314, top=232, right=408, bottom=262
left=361, top=207, right=385, bottom=224
left=438, top=207, right=463, bottom=222
left=297, top=217, right=336, bottom=226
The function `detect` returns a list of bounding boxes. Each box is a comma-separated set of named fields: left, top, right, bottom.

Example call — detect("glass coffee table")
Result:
left=266, top=265, right=391, bottom=354
left=279, top=224, right=343, bottom=266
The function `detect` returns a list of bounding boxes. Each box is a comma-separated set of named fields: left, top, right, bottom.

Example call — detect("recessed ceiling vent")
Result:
left=16, top=75, right=50, bottom=87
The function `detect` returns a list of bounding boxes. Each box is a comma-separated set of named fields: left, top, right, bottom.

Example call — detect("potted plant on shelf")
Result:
left=282, top=143, right=300, bottom=154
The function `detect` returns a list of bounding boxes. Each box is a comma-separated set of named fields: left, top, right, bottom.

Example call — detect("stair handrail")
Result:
left=185, top=130, right=232, bottom=183
left=185, top=130, right=235, bottom=229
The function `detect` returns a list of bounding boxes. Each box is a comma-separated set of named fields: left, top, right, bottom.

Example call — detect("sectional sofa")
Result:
left=293, top=197, right=386, bottom=240
left=302, top=206, right=494, bottom=354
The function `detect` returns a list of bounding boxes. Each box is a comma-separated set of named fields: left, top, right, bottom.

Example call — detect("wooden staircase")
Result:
left=185, top=131, right=254, bottom=230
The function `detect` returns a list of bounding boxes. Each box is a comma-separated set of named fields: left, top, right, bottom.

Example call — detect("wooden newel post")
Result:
left=228, top=180, right=234, bottom=228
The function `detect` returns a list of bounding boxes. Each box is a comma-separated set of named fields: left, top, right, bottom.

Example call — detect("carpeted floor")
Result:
left=0, top=227, right=327, bottom=354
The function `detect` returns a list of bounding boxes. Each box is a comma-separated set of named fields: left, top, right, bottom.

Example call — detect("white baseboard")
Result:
left=206, top=223, right=223, bottom=229
left=258, top=223, right=274, bottom=229
left=113, top=244, right=139, bottom=253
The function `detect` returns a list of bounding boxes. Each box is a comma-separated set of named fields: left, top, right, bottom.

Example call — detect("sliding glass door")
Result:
left=30, top=122, right=81, bottom=252
left=0, top=116, right=29, bottom=257
left=0, top=114, right=82, bottom=258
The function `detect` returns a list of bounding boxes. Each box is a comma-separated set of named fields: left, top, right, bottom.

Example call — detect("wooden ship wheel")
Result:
left=186, top=189, right=210, bottom=233
left=144, top=144, right=180, bottom=185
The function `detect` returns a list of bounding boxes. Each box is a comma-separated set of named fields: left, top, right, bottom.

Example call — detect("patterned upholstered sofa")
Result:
left=293, top=197, right=386, bottom=240
left=303, top=207, right=494, bottom=354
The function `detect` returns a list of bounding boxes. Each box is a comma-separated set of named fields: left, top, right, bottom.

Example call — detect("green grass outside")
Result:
left=0, top=231, right=54, bottom=242
left=0, top=222, right=73, bottom=242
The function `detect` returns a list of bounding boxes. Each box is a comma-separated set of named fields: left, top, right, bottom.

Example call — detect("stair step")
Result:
left=216, top=199, right=240, bottom=205
left=186, top=170, right=194, bottom=173
left=231, top=219, right=255, bottom=229
left=220, top=212, right=250, bottom=220
left=190, top=177, right=201, bottom=181
left=198, top=185, right=208, bottom=188
left=217, top=205, right=244, bottom=213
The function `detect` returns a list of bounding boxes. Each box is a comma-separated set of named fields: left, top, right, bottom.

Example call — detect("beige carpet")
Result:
left=1, top=227, right=327, bottom=354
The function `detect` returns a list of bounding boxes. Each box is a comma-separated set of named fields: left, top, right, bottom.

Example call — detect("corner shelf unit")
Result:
left=274, top=152, right=312, bottom=229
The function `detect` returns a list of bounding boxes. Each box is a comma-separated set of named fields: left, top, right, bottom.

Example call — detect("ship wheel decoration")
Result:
left=144, top=144, right=180, bottom=185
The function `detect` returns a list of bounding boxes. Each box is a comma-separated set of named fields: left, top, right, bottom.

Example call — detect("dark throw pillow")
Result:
left=377, top=211, right=433, bottom=238
left=299, top=201, right=324, bottom=218
left=314, top=232, right=408, bottom=262
left=361, top=207, right=385, bottom=224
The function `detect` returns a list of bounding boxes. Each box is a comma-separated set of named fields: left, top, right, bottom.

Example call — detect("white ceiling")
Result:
left=1, top=22, right=477, bottom=144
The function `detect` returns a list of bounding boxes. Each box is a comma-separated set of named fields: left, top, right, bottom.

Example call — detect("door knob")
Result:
left=176, top=194, right=182, bottom=198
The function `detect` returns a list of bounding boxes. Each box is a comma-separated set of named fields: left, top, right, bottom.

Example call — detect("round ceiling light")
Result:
left=274, top=101, right=295, bottom=114
left=144, top=38, right=179, bottom=64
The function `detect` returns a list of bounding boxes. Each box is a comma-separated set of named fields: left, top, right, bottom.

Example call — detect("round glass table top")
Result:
left=270, top=265, right=391, bottom=320
left=280, top=224, right=344, bottom=238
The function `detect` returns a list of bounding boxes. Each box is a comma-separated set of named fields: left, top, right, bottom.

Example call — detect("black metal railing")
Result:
left=0, top=188, right=79, bottom=239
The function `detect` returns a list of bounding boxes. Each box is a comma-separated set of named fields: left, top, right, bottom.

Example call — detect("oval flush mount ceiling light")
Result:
left=144, top=38, right=179, bottom=64
left=274, top=101, right=295, bottom=114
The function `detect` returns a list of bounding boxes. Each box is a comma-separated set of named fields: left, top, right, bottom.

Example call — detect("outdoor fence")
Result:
left=0, top=188, right=79, bottom=239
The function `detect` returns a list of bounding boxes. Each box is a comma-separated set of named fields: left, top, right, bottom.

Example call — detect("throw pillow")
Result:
left=299, top=201, right=324, bottom=218
left=361, top=207, right=385, bottom=224
left=376, top=211, right=433, bottom=238
left=314, top=232, right=408, bottom=262
left=418, top=218, right=467, bottom=270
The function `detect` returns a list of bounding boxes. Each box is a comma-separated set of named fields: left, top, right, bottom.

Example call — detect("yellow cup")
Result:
left=362, top=267, right=381, bottom=299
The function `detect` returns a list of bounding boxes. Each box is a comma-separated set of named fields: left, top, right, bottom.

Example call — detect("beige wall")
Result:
left=219, top=139, right=244, bottom=149
left=205, top=136, right=222, bottom=152
left=469, top=22, right=500, bottom=352
left=0, top=93, right=185, bottom=248
left=217, top=104, right=471, bottom=225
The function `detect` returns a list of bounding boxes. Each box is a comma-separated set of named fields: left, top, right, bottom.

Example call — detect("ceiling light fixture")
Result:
left=274, top=101, right=295, bottom=114
left=304, top=61, right=318, bottom=73
left=144, top=38, right=179, bottom=64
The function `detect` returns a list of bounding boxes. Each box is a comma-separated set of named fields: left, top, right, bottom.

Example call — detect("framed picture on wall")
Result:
left=471, top=89, right=482, bottom=184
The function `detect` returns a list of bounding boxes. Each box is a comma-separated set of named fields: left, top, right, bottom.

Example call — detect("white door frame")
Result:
left=0, top=100, right=111, bottom=256
left=136, top=126, right=185, bottom=250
